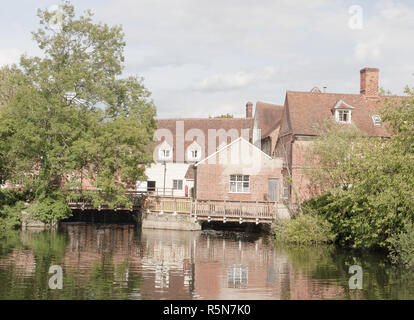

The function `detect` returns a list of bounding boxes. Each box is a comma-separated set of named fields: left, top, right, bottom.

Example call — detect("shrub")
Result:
left=27, top=193, right=72, bottom=224
left=274, top=214, right=336, bottom=245
left=302, top=192, right=409, bottom=249
left=0, top=202, right=25, bottom=233
left=388, top=222, right=414, bottom=268
left=0, top=189, right=28, bottom=233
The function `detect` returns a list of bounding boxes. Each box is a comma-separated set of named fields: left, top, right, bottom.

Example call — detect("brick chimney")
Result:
left=246, top=101, right=253, bottom=118
left=360, top=68, right=379, bottom=97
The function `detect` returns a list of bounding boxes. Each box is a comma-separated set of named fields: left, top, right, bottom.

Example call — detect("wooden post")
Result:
left=274, top=202, right=278, bottom=220
left=240, top=200, right=242, bottom=218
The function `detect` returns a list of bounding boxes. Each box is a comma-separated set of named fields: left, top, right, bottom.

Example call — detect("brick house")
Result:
left=194, top=137, right=283, bottom=201
left=137, top=110, right=254, bottom=197
left=273, top=68, right=403, bottom=205
left=252, top=101, right=284, bottom=156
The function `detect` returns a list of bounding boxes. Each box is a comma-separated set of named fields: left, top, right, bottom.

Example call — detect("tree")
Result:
left=303, top=91, right=414, bottom=250
left=210, top=113, right=234, bottom=118
left=0, top=1, right=156, bottom=223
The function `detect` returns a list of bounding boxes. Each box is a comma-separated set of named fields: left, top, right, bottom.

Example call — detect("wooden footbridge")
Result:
left=67, top=190, right=284, bottom=224
left=147, top=196, right=281, bottom=224
left=67, top=190, right=144, bottom=211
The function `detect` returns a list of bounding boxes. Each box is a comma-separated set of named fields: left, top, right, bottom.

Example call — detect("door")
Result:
left=268, top=178, right=279, bottom=202
left=147, top=181, right=156, bottom=192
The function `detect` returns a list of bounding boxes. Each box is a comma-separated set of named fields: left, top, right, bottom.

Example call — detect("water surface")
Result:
left=0, top=223, right=413, bottom=300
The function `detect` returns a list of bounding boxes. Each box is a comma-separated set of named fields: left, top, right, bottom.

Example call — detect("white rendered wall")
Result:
left=137, top=162, right=194, bottom=197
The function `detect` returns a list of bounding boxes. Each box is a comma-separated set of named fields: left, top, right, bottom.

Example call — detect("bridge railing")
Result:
left=146, top=197, right=278, bottom=221
left=194, top=199, right=277, bottom=220
left=148, top=195, right=192, bottom=213
left=66, top=189, right=145, bottom=209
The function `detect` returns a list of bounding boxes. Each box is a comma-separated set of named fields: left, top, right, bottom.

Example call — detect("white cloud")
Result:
left=194, top=67, right=276, bottom=92
left=3, top=0, right=414, bottom=117
left=354, top=35, right=385, bottom=62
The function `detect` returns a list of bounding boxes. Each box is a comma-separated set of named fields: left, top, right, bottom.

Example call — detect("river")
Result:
left=0, top=223, right=413, bottom=300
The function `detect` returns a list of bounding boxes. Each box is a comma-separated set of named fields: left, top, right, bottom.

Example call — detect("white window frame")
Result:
left=335, top=109, right=352, bottom=124
left=173, top=179, right=183, bottom=190
left=229, top=175, right=250, bottom=193
left=158, top=142, right=173, bottom=161
left=372, top=114, right=381, bottom=126
left=187, top=141, right=202, bottom=162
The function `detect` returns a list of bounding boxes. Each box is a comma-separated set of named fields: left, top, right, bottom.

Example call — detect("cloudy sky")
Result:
left=1, top=0, right=414, bottom=118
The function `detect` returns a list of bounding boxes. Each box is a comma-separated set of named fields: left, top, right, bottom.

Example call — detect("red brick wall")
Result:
left=196, top=150, right=283, bottom=201
left=360, top=68, right=379, bottom=97
left=290, top=139, right=323, bottom=204
left=274, top=135, right=323, bottom=205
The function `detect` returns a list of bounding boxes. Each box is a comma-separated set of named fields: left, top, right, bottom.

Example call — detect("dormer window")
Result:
left=187, top=141, right=202, bottom=162
left=336, top=110, right=351, bottom=123
left=158, top=141, right=173, bottom=161
left=332, top=100, right=354, bottom=124
left=372, top=114, right=381, bottom=126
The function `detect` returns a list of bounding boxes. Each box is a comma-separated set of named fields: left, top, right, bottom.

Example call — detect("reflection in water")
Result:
left=1, top=224, right=414, bottom=300
left=228, top=265, right=248, bottom=289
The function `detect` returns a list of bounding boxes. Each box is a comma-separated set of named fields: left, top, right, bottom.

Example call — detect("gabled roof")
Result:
left=284, top=91, right=405, bottom=137
left=184, top=165, right=195, bottom=180
left=254, top=101, right=284, bottom=138
left=195, top=137, right=272, bottom=167
left=155, top=117, right=254, bottom=162
left=332, top=100, right=355, bottom=111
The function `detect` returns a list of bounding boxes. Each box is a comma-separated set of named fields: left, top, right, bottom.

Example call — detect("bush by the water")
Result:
left=0, top=189, right=28, bottom=233
left=27, top=193, right=72, bottom=224
left=388, top=222, right=414, bottom=268
left=274, top=214, right=336, bottom=245
left=303, top=192, right=412, bottom=250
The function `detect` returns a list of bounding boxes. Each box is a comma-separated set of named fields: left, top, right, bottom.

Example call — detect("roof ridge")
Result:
left=256, top=101, right=284, bottom=107
left=156, top=117, right=251, bottom=121
left=287, top=90, right=362, bottom=96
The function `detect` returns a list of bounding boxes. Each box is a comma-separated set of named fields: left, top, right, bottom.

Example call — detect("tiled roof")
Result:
left=184, top=165, right=195, bottom=179
left=285, top=91, right=405, bottom=137
left=155, top=117, right=254, bottom=162
left=255, top=101, right=284, bottom=138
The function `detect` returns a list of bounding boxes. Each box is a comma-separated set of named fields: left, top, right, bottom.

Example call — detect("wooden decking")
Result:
left=66, top=190, right=283, bottom=224
left=148, top=196, right=279, bottom=224
left=67, top=190, right=144, bottom=211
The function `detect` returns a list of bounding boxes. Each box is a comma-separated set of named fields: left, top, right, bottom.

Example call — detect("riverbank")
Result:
left=272, top=198, right=414, bottom=269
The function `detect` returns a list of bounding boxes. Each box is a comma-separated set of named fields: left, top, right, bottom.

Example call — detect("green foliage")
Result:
left=0, top=1, right=156, bottom=220
left=0, top=202, right=25, bottom=232
left=388, top=222, right=414, bottom=268
left=304, top=89, right=414, bottom=255
left=304, top=119, right=371, bottom=192
left=303, top=193, right=405, bottom=249
left=274, top=214, right=336, bottom=245
left=27, top=192, right=72, bottom=224
left=0, top=189, right=29, bottom=233
left=210, top=113, right=234, bottom=118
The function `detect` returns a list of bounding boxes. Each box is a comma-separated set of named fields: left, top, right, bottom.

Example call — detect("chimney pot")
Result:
left=360, top=67, right=379, bottom=97
left=246, top=101, right=253, bottom=118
